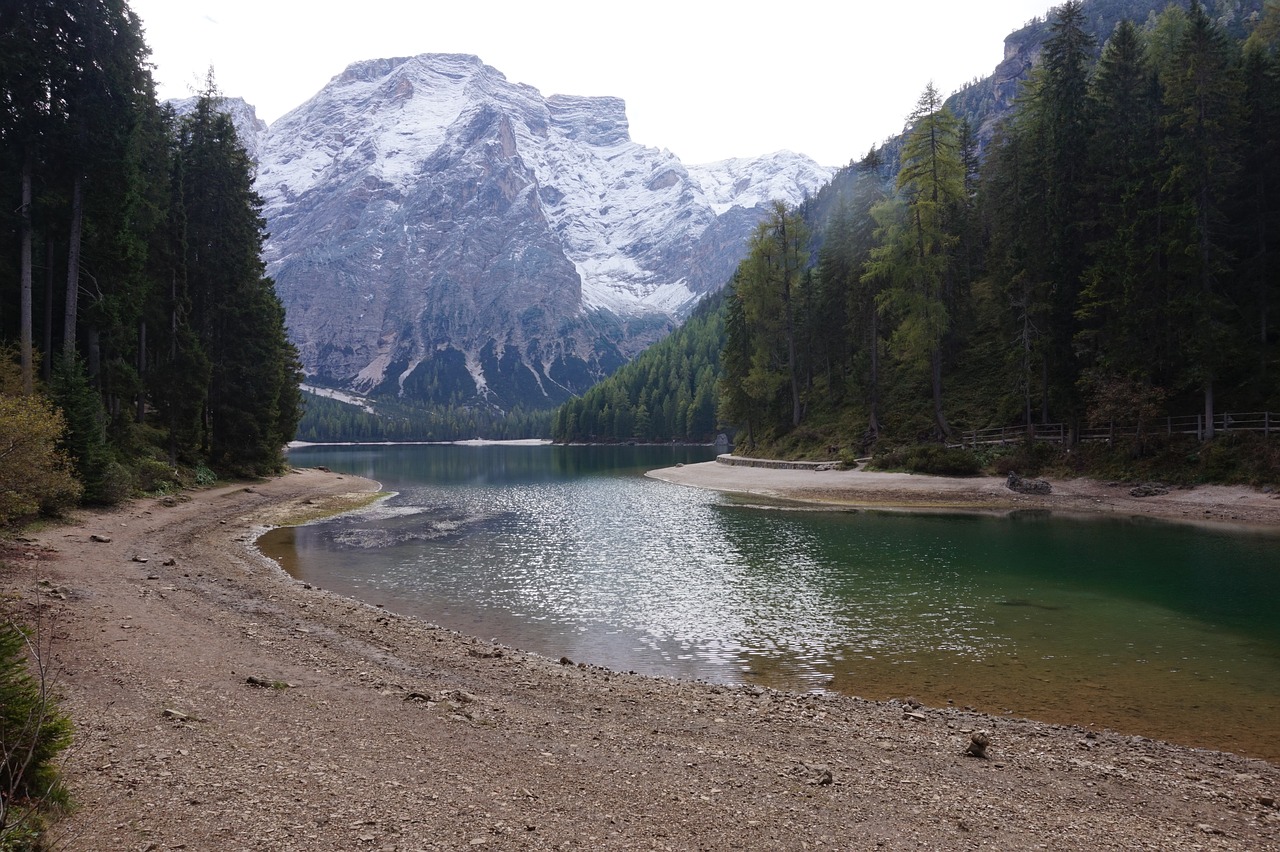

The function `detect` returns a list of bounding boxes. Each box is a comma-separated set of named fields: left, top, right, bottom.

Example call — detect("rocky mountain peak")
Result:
left=179, top=53, right=831, bottom=411
left=546, top=94, right=631, bottom=146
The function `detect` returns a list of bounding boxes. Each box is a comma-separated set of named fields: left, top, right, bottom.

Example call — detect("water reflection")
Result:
left=264, top=444, right=1280, bottom=759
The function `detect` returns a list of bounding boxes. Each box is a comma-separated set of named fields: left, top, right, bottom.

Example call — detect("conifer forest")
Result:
left=553, top=0, right=1280, bottom=484
left=0, top=1, right=302, bottom=524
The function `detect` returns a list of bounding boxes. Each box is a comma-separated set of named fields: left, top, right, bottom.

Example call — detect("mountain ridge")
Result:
left=202, top=53, right=832, bottom=411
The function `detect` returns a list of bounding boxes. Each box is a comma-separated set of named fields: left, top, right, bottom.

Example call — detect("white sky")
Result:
left=128, top=0, right=1056, bottom=167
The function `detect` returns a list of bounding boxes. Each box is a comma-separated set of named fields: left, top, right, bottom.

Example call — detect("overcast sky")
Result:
left=128, top=0, right=1056, bottom=167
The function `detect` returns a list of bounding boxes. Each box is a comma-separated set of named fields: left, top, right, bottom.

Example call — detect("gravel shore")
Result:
left=4, top=466, right=1278, bottom=850
left=647, top=459, right=1280, bottom=529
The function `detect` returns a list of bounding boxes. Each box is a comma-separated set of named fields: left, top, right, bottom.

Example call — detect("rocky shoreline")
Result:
left=4, top=467, right=1278, bottom=850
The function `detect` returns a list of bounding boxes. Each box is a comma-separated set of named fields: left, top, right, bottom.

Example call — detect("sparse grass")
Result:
left=264, top=491, right=390, bottom=528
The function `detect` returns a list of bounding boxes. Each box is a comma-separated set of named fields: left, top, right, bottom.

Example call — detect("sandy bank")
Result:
left=647, top=459, right=1280, bottom=530
left=2, top=468, right=1278, bottom=850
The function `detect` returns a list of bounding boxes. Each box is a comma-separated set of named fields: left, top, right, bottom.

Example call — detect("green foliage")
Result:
left=716, top=0, right=1279, bottom=485
left=0, top=8, right=304, bottom=506
left=174, top=85, right=302, bottom=476
left=722, top=202, right=812, bottom=433
left=985, top=441, right=1060, bottom=477
left=48, top=356, right=119, bottom=505
left=132, top=458, right=180, bottom=494
left=0, top=617, right=72, bottom=846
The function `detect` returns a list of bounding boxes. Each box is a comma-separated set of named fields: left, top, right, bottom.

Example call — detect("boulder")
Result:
left=1006, top=472, right=1052, bottom=495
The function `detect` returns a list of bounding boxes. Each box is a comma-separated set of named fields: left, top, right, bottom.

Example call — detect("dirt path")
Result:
left=4, top=467, right=1279, bottom=850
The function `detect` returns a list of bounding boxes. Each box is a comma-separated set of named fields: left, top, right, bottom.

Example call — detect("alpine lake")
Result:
left=260, top=443, right=1280, bottom=761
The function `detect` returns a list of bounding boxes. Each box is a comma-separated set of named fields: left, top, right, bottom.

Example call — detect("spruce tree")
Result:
left=1161, top=0, right=1244, bottom=436
left=176, top=83, right=302, bottom=474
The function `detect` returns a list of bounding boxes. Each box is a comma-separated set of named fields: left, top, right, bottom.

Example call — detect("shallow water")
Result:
left=264, top=444, right=1280, bottom=760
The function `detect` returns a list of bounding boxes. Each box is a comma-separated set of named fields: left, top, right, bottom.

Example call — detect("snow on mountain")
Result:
left=168, top=96, right=269, bottom=165
left=182, top=54, right=833, bottom=411
left=687, top=153, right=829, bottom=216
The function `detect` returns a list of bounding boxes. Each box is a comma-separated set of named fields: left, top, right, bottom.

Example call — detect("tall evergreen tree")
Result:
left=1076, top=20, right=1171, bottom=397
left=1233, top=40, right=1280, bottom=398
left=1037, top=0, right=1097, bottom=422
left=735, top=202, right=810, bottom=429
left=864, top=84, right=965, bottom=439
left=176, top=83, right=302, bottom=474
left=1161, top=0, right=1244, bottom=436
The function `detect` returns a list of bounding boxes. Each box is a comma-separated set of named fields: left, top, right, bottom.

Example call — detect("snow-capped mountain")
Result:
left=220, top=54, right=832, bottom=410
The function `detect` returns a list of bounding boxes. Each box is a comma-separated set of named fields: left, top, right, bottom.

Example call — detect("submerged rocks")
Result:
left=1006, top=472, right=1052, bottom=495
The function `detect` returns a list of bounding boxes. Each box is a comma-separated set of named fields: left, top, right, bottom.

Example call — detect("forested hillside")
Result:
left=727, top=0, right=1279, bottom=458
left=558, top=0, right=1279, bottom=468
left=0, top=1, right=301, bottom=525
left=550, top=291, right=724, bottom=443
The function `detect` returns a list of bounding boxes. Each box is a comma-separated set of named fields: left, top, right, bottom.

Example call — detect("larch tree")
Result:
left=735, top=201, right=810, bottom=429
left=865, top=83, right=964, bottom=440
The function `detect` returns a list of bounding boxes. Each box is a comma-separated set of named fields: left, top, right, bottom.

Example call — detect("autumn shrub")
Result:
left=0, top=394, right=82, bottom=528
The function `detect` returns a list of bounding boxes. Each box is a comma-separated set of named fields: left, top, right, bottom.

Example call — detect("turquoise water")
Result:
left=264, top=444, right=1280, bottom=759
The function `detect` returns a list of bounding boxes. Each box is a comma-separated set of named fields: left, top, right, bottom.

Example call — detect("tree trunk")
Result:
left=868, top=308, right=881, bottom=440
left=1023, top=305, right=1033, bottom=434
left=786, top=320, right=801, bottom=427
left=42, top=240, right=54, bottom=382
left=782, top=271, right=802, bottom=428
left=63, top=174, right=84, bottom=359
left=931, top=346, right=951, bottom=439
left=19, top=151, right=34, bottom=394
left=1203, top=378, right=1215, bottom=440
left=1040, top=359, right=1052, bottom=425
left=136, top=320, right=147, bottom=423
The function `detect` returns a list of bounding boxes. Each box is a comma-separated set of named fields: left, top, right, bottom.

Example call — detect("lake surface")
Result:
left=264, top=444, right=1280, bottom=760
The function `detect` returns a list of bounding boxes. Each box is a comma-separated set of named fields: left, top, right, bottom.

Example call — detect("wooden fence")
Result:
left=957, top=412, right=1279, bottom=447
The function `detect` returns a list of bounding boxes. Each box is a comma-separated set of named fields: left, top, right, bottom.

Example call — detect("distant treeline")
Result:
left=295, top=393, right=552, bottom=443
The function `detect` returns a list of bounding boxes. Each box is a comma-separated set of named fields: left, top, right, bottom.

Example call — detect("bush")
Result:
left=871, top=444, right=982, bottom=476
left=0, top=617, right=72, bottom=847
left=0, top=394, right=82, bottom=528
left=988, top=441, right=1058, bottom=477
left=133, top=458, right=179, bottom=495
